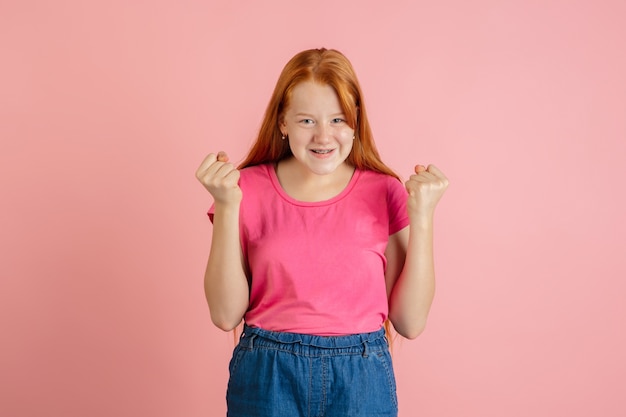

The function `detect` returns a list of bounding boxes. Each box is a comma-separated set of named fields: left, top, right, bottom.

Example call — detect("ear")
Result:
left=278, top=116, right=287, bottom=135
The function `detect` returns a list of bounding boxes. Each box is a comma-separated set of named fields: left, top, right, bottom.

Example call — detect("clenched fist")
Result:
left=405, top=164, right=449, bottom=219
left=195, top=151, right=242, bottom=205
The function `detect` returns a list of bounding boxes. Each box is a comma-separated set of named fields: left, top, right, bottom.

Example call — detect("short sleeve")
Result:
left=387, top=177, right=409, bottom=235
left=207, top=203, right=215, bottom=223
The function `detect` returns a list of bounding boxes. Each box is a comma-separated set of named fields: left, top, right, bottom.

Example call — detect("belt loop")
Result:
left=362, top=340, right=369, bottom=358
left=248, top=333, right=257, bottom=351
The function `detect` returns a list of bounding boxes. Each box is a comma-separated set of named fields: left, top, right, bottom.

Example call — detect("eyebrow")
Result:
left=293, top=112, right=345, bottom=117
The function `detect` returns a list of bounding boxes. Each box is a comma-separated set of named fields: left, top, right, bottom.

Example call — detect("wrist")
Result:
left=213, top=200, right=241, bottom=214
left=409, top=211, right=435, bottom=229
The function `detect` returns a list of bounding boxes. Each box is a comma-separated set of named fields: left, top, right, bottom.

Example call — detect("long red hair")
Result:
left=238, top=48, right=399, bottom=180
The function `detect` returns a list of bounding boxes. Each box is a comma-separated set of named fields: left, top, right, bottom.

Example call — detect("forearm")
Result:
left=388, top=216, right=436, bottom=339
left=204, top=203, right=249, bottom=331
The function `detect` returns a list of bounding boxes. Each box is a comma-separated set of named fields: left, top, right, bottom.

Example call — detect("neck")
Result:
left=275, top=158, right=355, bottom=202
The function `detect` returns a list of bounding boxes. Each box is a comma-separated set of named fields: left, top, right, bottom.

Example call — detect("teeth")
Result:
left=312, top=149, right=332, bottom=154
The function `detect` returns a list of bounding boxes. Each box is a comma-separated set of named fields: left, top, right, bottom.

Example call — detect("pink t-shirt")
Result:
left=209, top=163, right=409, bottom=335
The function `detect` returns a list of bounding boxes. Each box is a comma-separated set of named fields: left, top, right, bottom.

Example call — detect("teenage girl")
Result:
left=196, top=48, right=448, bottom=417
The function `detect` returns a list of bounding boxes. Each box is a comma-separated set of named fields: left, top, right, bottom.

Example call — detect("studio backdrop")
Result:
left=1, top=1, right=625, bottom=416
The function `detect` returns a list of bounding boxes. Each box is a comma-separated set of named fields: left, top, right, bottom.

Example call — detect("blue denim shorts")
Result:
left=226, top=324, right=398, bottom=417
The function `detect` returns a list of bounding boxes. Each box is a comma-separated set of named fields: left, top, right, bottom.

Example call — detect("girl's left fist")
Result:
left=405, top=164, right=449, bottom=217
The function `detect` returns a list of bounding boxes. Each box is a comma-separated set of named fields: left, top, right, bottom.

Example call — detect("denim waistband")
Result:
left=240, top=324, right=388, bottom=357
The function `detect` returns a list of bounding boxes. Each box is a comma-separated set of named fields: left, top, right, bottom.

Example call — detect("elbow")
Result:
left=400, top=323, right=426, bottom=340
left=204, top=282, right=248, bottom=332
left=205, top=298, right=247, bottom=331
left=392, top=317, right=428, bottom=340
left=206, top=294, right=247, bottom=331
left=210, top=311, right=243, bottom=332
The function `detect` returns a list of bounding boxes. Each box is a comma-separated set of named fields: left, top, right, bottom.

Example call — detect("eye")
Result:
left=331, top=118, right=346, bottom=124
left=299, top=119, right=314, bottom=125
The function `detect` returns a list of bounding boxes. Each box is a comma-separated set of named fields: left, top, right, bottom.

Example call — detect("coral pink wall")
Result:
left=2, top=1, right=625, bottom=416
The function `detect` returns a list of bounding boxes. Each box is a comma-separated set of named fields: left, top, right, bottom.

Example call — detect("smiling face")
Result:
left=279, top=81, right=355, bottom=177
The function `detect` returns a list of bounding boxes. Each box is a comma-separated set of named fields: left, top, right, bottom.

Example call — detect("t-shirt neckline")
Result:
left=265, top=163, right=361, bottom=207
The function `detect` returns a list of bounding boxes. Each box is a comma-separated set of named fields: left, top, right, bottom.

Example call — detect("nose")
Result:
left=313, top=123, right=331, bottom=144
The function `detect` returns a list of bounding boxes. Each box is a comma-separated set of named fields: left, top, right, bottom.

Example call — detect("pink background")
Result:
left=2, top=1, right=625, bottom=416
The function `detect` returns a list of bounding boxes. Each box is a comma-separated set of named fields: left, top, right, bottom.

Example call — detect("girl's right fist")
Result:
left=195, top=152, right=242, bottom=204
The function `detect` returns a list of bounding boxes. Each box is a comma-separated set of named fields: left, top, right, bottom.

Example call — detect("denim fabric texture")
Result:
left=226, top=324, right=398, bottom=417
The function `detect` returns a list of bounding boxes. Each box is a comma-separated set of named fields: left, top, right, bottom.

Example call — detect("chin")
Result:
left=307, top=162, right=342, bottom=176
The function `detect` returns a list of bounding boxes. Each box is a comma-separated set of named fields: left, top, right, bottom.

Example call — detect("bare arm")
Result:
left=386, top=164, right=448, bottom=339
left=196, top=152, right=249, bottom=331
left=386, top=220, right=436, bottom=339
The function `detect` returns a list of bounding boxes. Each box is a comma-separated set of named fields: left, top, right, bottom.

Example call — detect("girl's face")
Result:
left=280, top=81, right=355, bottom=177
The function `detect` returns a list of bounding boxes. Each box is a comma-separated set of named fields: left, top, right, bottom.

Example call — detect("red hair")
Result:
left=238, top=48, right=399, bottom=180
